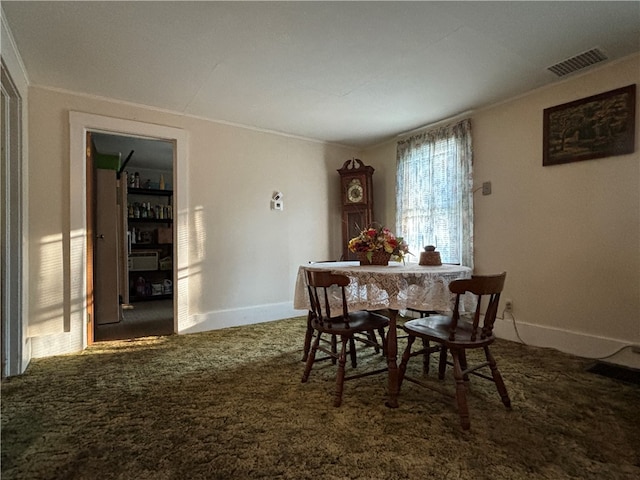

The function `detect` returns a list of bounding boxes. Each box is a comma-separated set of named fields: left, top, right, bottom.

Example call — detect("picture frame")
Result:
left=543, top=84, right=636, bottom=166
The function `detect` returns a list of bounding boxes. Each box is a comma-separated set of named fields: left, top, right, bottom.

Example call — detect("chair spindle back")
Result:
left=448, top=272, right=506, bottom=342
left=306, top=270, right=351, bottom=325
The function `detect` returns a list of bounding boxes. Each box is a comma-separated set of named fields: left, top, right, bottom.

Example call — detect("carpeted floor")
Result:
left=2, top=316, right=639, bottom=480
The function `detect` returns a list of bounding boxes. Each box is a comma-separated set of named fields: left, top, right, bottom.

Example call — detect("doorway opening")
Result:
left=90, top=132, right=175, bottom=342
left=69, top=111, right=189, bottom=352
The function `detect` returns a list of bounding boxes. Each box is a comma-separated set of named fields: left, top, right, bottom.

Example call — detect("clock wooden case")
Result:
left=337, top=158, right=374, bottom=261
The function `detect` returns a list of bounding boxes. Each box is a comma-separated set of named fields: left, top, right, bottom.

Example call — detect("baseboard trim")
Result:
left=181, top=303, right=301, bottom=334
left=493, top=316, right=640, bottom=369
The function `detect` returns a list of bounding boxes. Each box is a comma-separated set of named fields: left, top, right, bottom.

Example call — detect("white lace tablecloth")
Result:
left=293, top=261, right=474, bottom=313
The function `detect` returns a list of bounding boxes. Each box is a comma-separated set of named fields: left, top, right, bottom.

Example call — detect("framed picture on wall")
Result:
left=543, top=84, right=636, bottom=166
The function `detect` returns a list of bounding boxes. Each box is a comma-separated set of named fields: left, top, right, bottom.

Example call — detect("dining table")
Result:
left=293, top=260, right=474, bottom=408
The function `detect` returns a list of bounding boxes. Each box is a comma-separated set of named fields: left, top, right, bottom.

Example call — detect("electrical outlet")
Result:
left=504, top=299, right=513, bottom=313
left=482, top=181, right=492, bottom=195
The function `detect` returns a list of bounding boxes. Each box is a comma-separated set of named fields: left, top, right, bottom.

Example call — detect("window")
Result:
left=396, top=119, right=473, bottom=267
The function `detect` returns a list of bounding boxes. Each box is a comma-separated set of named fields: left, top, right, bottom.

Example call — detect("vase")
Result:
left=357, top=251, right=391, bottom=266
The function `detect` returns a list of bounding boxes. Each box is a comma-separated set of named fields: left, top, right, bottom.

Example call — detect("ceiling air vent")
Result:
left=547, top=48, right=608, bottom=77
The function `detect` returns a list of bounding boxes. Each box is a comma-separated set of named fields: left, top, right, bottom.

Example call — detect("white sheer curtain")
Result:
left=396, top=119, right=474, bottom=268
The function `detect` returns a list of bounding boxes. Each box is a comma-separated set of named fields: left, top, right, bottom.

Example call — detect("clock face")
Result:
left=347, top=180, right=364, bottom=203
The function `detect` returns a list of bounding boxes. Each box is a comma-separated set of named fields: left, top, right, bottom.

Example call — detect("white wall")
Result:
left=26, top=86, right=357, bottom=357
left=367, top=54, right=640, bottom=368
left=365, top=141, right=397, bottom=230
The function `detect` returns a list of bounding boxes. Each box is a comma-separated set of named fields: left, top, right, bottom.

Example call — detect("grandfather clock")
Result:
left=338, top=158, right=374, bottom=261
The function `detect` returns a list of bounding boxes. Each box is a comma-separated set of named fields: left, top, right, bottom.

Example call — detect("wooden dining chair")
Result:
left=301, top=261, right=384, bottom=363
left=398, top=272, right=510, bottom=430
left=403, top=262, right=462, bottom=372
left=301, top=269, right=390, bottom=407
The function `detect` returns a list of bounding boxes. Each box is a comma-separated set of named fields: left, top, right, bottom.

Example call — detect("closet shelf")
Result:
left=128, top=187, right=173, bottom=196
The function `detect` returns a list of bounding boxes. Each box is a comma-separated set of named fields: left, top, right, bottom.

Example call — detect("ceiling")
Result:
left=3, top=1, right=640, bottom=152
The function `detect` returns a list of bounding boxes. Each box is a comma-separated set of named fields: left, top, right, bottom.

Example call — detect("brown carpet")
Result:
left=2, top=316, right=639, bottom=479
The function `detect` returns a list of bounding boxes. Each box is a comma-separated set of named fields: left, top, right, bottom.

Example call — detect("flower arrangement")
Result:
left=348, top=225, right=410, bottom=263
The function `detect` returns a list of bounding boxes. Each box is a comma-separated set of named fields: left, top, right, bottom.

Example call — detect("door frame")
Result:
left=1, top=60, right=24, bottom=377
left=69, top=112, right=189, bottom=349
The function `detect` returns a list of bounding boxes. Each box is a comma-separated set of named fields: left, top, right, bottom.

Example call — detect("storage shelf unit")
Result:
left=130, top=294, right=172, bottom=302
left=127, top=188, right=173, bottom=302
left=130, top=243, right=166, bottom=250
left=128, top=187, right=173, bottom=197
left=128, top=218, right=173, bottom=224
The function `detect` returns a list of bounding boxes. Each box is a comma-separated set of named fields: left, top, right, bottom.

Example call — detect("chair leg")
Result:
left=418, top=311, right=432, bottom=374
left=421, top=338, right=430, bottom=374
left=485, top=346, right=511, bottom=408
left=398, top=335, right=416, bottom=389
left=367, top=330, right=381, bottom=353
left=302, top=332, right=322, bottom=383
left=438, top=346, right=448, bottom=380
left=349, top=337, right=357, bottom=368
left=378, top=327, right=387, bottom=357
left=331, top=334, right=337, bottom=365
left=451, top=349, right=471, bottom=430
left=302, top=311, right=314, bottom=361
left=334, top=336, right=349, bottom=407
left=460, top=350, right=470, bottom=383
